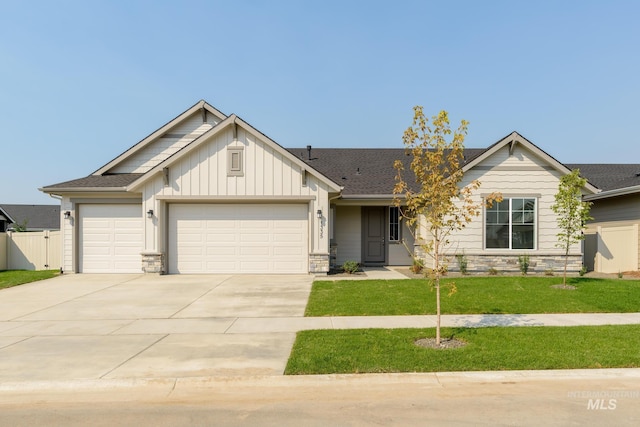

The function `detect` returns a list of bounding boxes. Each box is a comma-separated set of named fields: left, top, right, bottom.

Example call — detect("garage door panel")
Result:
left=169, top=204, right=308, bottom=274
left=79, top=204, right=143, bottom=273
left=240, top=233, right=269, bottom=242
left=207, top=234, right=235, bottom=243
left=240, top=247, right=270, bottom=256
left=206, top=247, right=235, bottom=256
left=274, top=246, right=304, bottom=256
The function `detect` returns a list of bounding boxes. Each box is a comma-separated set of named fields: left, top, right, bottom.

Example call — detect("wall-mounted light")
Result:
left=147, top=209, right=154, bottom=219
left=64, top=211, right=71, bottom=220
left=316, top=209, right=322, bottom=219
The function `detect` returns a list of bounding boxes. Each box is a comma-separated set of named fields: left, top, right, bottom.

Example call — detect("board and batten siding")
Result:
left=110, top=113, right=219, bottom=174
left=142, top=125, right=332, bottom=256
left=150, top=127, right=316, bottom=198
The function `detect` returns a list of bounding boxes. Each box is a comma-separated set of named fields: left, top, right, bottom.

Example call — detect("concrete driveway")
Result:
left=0, top=274, right=313, bottom=381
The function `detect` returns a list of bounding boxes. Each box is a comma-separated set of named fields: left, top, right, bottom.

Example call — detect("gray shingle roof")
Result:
left=568, top=164, right=640, bottom=192
left=40, top=151, right=640, bottom=197
left=41, top=173, right=144, bottom=191
left=286, top=148, right=487, bottom=195
left=0, top=204, right=60, bottom=230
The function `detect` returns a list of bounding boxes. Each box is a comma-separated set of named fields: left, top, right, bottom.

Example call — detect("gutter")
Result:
left=339, top=194, right=402, bottom=200
left=583, top=185, right=640, bottom=201
left=39, top=187, right=133, bottom=194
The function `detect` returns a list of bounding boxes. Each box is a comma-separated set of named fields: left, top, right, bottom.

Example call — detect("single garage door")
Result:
left=79, top=204, right=143, bottom=273
left=169, top=204, right=308, bottom=274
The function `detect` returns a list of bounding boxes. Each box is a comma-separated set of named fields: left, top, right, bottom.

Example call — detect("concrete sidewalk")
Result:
left=227, top=312, right=640, bottom=333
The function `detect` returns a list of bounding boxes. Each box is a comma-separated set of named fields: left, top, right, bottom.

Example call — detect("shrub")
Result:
left=342, top=260, right=359, bottom=274
left=579, top=265, right=587, bottom=276
left=518, top=254, right=530, bottom=275
left=410, top=258, right=424, bottom=274
left=488, top=267, right=499, bottom=276
left=544, top=268, right=554, bottom=276
left=455, top=253, right=468, bottom=275
left=618, top=271, right=624, bottom=279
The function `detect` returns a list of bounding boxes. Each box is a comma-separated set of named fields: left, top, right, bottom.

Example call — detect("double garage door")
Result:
left=168, top=204, right=308, bottom=274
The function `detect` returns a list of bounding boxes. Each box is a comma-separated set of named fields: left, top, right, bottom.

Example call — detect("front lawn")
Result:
left=0, top=270, right=59, bottom=290
left=305, top=277, right=640, bottom=316
left=285, top=325, right=640, bottom=374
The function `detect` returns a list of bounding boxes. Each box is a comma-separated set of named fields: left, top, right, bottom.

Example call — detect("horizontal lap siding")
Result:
left=453, top=145, right=571, bottom=254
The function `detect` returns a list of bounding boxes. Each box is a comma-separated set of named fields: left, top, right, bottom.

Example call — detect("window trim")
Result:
left=484, top=196, right=537, bottom=250
left=389, top=206, right=400, bottom=242
left=227, top=147, right=244, bottom=177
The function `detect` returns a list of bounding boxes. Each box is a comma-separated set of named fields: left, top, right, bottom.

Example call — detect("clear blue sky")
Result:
left=2, top=0, right=639, bottom=204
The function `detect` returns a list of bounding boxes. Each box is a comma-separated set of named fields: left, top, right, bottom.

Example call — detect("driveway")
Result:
left=0, top=274, right=313, bottom=381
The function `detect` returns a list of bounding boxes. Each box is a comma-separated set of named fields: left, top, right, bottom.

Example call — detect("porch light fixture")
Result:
left=316, top=209, right=322, bottom=219
left=147, top=209, right=154, bottom=219
left=64, top=211, right=71, bottom=220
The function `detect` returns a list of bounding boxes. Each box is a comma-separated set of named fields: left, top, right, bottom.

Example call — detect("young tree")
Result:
left=551, top=169, right=592, bottom=288
left=393, top=106, right=500, bottom=345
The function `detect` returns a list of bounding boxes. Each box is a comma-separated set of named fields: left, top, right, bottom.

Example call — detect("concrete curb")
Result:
left=2, top=368, right=640, bottom=394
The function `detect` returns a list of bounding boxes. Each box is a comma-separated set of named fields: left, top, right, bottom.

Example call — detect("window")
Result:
left=227, top=147, right=244, bottom=176
left=389, top=206, right=400, bottom=242
left=485, top=198, right=536, bottom=249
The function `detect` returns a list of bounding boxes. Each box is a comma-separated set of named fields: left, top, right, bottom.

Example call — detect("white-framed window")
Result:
left=389, top=206, right=400, bottom=242
left=227, top=147, right=244, bottom=176
left=485, top=197, right=536, bottom=249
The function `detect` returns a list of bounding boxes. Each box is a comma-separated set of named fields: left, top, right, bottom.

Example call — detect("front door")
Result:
left=363, top=206, right=385, bottom=264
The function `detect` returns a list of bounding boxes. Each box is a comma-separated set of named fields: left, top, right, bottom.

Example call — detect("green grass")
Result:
left=0, top=270, right=59, bottom=290
left=305, top=277, right=640, bottom=316
left=285, top=325, right=640, bottom=374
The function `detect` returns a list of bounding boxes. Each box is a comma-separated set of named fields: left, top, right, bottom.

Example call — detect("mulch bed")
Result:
left=415, top=338, right=468, bottom=349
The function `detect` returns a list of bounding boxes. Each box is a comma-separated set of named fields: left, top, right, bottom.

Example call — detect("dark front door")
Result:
left=363, top=206, right=385, bottom=264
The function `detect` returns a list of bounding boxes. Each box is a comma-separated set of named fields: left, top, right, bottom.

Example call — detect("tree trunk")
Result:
left=435, top=276, right=441, bottom=345
left=563, top=245, right=569, bottom=288
left=434, top=240, right=441, bottom=345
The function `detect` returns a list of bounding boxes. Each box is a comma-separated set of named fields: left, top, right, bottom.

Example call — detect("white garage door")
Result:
left=79, top=204, right=143, bottom=273
left=169, top=204, right=308, bottom=274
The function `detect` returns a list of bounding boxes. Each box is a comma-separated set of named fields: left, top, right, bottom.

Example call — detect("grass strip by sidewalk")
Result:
left=306, top=277, right=640, bottom=316
left=285, top=325, right=640, bottom=375
left=0, top=270, right=59, bottom=290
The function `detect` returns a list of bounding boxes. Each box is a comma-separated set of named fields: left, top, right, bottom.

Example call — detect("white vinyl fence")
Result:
left=0, top=231, right=61, bottom=271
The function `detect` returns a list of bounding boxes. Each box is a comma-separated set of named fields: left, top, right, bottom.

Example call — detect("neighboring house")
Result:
left=566, top=165, right=640, bottom=274
left=0, top=206, right=15, bottom=232
left=0, top=204, right=60, bottom=232
left=40, top=100, right=603, bottom=275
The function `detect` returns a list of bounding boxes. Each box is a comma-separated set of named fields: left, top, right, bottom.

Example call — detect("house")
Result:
left=566, top=165, right=640, bottom=274
left=0, top=204, right=60, bottom=232
left=40, top=100, right=603, bottom=275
